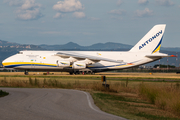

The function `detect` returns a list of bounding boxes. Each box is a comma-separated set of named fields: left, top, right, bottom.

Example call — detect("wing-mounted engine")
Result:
left=72, top=62, right=86, bottom=69
left=72, top=59, right=97, bottom=69
left=55, top=51, right=124, bottom=69
left=67, top=57, right=83, bottom=63
left=57, top=60, right=70, bottom=67
left=84, top=58, right=98, bottom=65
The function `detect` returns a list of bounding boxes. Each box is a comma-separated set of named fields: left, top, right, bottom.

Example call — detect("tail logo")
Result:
left=139, top=30, right=162, bottom=50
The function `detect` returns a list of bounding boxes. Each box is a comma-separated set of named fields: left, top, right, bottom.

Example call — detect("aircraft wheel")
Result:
left=74, top=72, right=77, bottom=75
left=75, top=71, right=80, bottom=75
left=24, top=71, right=28, bottom=75
left=69, top=72, right=73, bottom=75
left=88, top=71, right=92, bottom=74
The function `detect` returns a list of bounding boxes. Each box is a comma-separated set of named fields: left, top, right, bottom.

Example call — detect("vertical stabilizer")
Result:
left=129, top=24, right=166, bottom=54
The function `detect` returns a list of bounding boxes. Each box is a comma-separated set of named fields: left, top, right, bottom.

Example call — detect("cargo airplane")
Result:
left=2, top=24, right=172, bottom=75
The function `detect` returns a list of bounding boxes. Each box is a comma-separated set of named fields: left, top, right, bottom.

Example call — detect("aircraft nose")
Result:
left=2, top=58, right=9, bottom=67
left=2, top=60, right=6, bottom=67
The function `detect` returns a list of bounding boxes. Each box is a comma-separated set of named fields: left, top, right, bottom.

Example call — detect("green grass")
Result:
left=135, top=112, right=180, bottom=120
left=139, top=83, right=180, bottom=116
left=93, top=93, right=148, bottom=104
left=0, top=75, right=180, bottom=82
left=91, top=92, right=180, bottom=120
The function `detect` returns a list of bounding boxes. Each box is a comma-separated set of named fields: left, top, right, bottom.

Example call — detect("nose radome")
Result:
left=2, top=58, right=11, bottom=67
left=2, top=59, right=7, bottom=67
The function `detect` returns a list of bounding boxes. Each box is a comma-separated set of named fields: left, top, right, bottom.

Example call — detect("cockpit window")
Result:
left=18, top=52, right=23, bottom=54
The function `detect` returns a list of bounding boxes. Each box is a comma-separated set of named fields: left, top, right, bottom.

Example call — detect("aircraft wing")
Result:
left=56, top=51, right=123, bottom=63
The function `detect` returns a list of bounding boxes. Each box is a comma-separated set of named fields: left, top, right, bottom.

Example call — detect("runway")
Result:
left=0, top=88, right=126, bottom=120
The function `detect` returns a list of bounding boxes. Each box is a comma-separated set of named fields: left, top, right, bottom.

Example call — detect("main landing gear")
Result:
left=69, top=72, right=73, bottom=75
left=69, top=71, right=95, bottom=75
left=24, top=70, right=29, bottom=75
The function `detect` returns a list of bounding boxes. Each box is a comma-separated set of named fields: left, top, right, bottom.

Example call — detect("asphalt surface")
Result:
left=0, top=88, right=126, bottom=120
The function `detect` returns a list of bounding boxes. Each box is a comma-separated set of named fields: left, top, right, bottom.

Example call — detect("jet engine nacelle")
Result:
left=72, top=62, right=86, bottom=69
left=58, top=61, right=70, bottom=67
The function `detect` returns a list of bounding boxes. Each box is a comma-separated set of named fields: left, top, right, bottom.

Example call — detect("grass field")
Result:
left=0, top=72, right=180, bottom=120
left=2, top=72, right=180, bottom=78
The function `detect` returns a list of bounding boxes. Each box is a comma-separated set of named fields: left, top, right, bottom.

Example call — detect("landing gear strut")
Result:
left=69, top=71, right=95, bottom=75
left=69, top=72, right=73, bottom=75
left=24, top=70, right=28, bottom=75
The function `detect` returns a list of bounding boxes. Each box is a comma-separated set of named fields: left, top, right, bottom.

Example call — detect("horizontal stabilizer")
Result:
left=145, top=53, right=175, bottom=58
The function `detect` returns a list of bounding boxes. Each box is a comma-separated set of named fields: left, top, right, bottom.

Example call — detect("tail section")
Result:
left=129, top=24, right=166, bottom=54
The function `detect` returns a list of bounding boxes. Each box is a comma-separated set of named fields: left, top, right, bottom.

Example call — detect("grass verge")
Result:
left=91, top=92, right=180, bottom=120
left=139, top=83, right=180, bottom=116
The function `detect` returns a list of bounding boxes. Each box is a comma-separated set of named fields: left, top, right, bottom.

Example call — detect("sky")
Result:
left=0, top=0, right=180, bottom=47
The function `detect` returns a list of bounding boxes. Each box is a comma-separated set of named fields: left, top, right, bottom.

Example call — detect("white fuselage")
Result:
left=2, top=50, right=156, bottom=72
